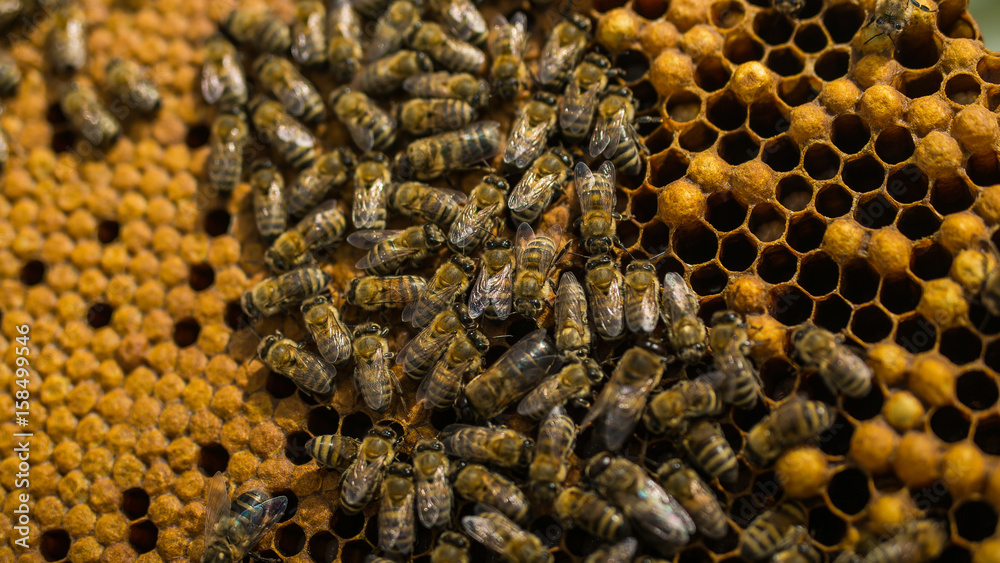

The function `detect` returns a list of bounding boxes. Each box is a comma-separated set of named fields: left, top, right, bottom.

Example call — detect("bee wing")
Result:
left=589, top=104, right=626, bottom=158
left=203, top=472, right=231, bottom=540
left=325, top=318, right=355, bottom=365
left=201, top=64, right=224, bottom=104
left=504, top=113, right=550, bottom=169
left=606, top=538, right=639, bottom=563
left=560, top=80, right=600, bottom=131
left=631, top=475, right=695, bottom=545
left=514, top=221, right=536, bottom=262
left=397, top=323, right=444, bottom=368
left=276, top=119, right=315, bottom=148
left=509, top=12, right=528, bottom=58
left=299, top=200, right=344, bottom=246
left=555, top=270, right=587, bottom=328
left=468, top=258, right=514, bottom=320
left=346, top=120, right=376, bottom=152
left=598, top=160, right=617, bottom=210
left=356, top=245, right=419, bottom=271
left=509, top=167, right=562, bottom=212
left=590, top=271, right=624, bottom=339
left=445, top=0, right=487, bottom=41
left=402, top=280, right=466, bottom=325
left=342, top=454, right=388, bottom=508
left=574, top=160, right=595, bottom=211
left=347, top=229, right=403, bottom=249
left=449, top=200, right=500, bottom=249
left=230, top=496, right=289, bottom=559
left=462, top=514, right=517, bottom=553
left=403, top=72, right=441, bottom=97
left=273, top=80, right=309, bottom=117
left=289, top=349, right=336, bottom=394
left=538, top=39, right=578, bottom=87
left=416, top=460, right=452, bottom=527
left=625, top=277, right=658, bottom=334
left=661, top=272, right=699, bottom=322
left=353, top=177, right=388, bottom=229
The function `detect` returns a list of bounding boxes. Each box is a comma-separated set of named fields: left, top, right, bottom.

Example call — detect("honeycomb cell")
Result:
left=928, top=405, right=970, bottom=443
left=761, top=137, right=799, bottom=172
left=695, top=56, right=731, bottom=92
left=266, top=371, right=298, bottom=400
left=644, top=128, right=674, bottom=155
left=707, top=91, right=747, bottom=130
left=720, top=232, right=757, bottom=271
left=748, top=98, right=790, bottom=139
left=706, top=192, right=748, bottom=232
left=885, top=164, right=929, bottom=204
left=765, top=47, right=804, bottom=77
left=719, top=131, right=760, bottom=165
left=340, top=412, right=374, bottom=440
left=648, top=150, right=689, bottom=188
left=638, top=221, right=669, bottom=253
left=691, top=263, right=728, bottom=296
left=204, top=209, right=231, bottom=237
left=828, top=468, right=870, bottom=515
left=777, top=176, right=812, bottom=212
left=748, top=204, right=786, bottom=242
left=831, top=115, right=871, bottom=155
left=808, top=506, right=847, bottom=546
left=879, top=275, right=922, bottom=315
left=967, top=151, right=1000, bottom=187
left=709, top=0, right=744, bottom=28
left=894, top=26, right=942, bottom=70
left=851, top=305, right=893, bottom=343
left=843, top=383, right=884, bottom=421
left=798, top=253, right=838, bottom=297
left=277, top=523, right=306, bottom=556
left=955, top=501, right=999, bottom=542
left=769, top=284, right=813, bottom=325
left=757, top=244, right=797, bottom=284
left=723, top=34, right=764, bottom=64
left=839, top=260, right=879, bottom=305
left=21, top=259, right=46, bottom=285
left=308, top=531, right=338, bottom=563
left=815, top=49, right=850, bottom=81
left=787, top=213, right=825, bottom=252
left=897, top=206, right=941, bottom=241
left=615, top=50, right=651, bottom=83
left=895, top=314, right=937, bottom=353
left=946, top=74, right=982, bottom=105
left=122, top=488, right=151, bottom=520
left=956, top=371, right=999, bottom=411
left=975, top=416, right=1000, bottom=455
left=172, top=318, right=200, bottom=347
left=285, top=431, right=313, bottom=465
left=672, top=222, right=718, bottom=266
left=872, top=127, right=917, bottom=166
left=753, top=13, right=793, bottom=47
left=128, top=520, right=159, bottom=553
left=41, top=529, right=71, bottom=561
left=679, top=121, right=718, bottom=151
left=822, top=2, right=865, bottom=43
left=188, top=263, right=215, bottom=291
left=901, top=68, right=945, bottom=99
left=938, top=326, right=982, bottom=366
left=911, top=241, right=953, bottom=281
left=815, top=184, right=851, bottom=218
left=340, top=539, right=372, bottom=563
left=98, top=219, right=121, bottom=244
left=778, top=76, right=821, bottom=106
left=88, top=303, right=114, bottom=328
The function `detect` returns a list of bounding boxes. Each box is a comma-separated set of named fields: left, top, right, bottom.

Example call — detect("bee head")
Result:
left=415, top=439, right=443, bottom=453
left=337, top=146, right=358, bottom=168
left=584, top=52, right=611, bottom=69
left=240, top=292, right=261, bottom=322
left=486, top=238, right=512, bottom=250
left=551, top=146, right=573, bottom=167
left=424, top=224, right=446, bottom=248
left=452, top=254, right=476, bottom=274
left=389, top=463, right=413, bottom=478
left=711, top=309, right=740, bottom=327
left=790, top=326, right=811, bottom=344
left=585, top=253, right=612, bottom=270
left=469, top=330, right=490, bottom=352
left=453, top=303, right=475, bottom=327
left=533, top=91, right=557, bottom=106
left=257, top=333, right=281, bottom=357
left=441, top=531, right=468, bottom=548
left=656, top=458, right=685, bottom=481
left=626, top=260, right=653, bottom=273
left=584, top=452, right=614, bottom=481
left=251, top=158, right=276, bottom=173
left=371, top=424, right=397, bottom=442
left=569, top=13, right=592, bottom=32
left=394, top=152, right=413, bottom=179
left=605, top=85, right=631, bottom=100
left=301, top=294, right=328, bottom=312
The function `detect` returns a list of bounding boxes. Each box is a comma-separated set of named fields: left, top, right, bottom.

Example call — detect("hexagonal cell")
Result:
left=199, top=443, right=230, bottom=475
left=814, top=294, right=852, bottom=332
left=629, top=189, right=658, bottom=225
left=815, top=49, right=850, bottom=81
left=673, top=222, right=718, bottom=265
left=277, top=523, right=307, bottom=556
left=285, top=430, right=314, bottom=465
left=808, top=506, right=848, bottom=547
left=723, top=34, right=764, bottom=64
left=40, top=530, right=71, bottom=562
left=897, top=206, right=941, bottom=241
left=819, top=413, right=854, bottom=456
left=643, top=127, right=674, bottom=155
left=831, top=114, right=871, bottom=154
left=840, top=260, right=879, bottom=305
left=648, top=150, right=689, bottom=188
left=895, top=314, right=937, bottom=353
left=266, top=370, right=298, bottom=399
left=822, top=2, right=866, bottom=42
left=765, top=47, right=804, bottom=77
left=827, top=468, right=870, bottom=515
left=122, top=488, right=151, bottom=520
left=843, top=156, right=886, bottom=194
left=707, top=91, right=747, bottom=130
left=758, top=358, right=798, bottom=401
left=690, top=263, right=728, bottom=296
left=748, top=97, right=790, bottom=139
left=945, top=73, right=981, bottom=104
left=190, top=262, right=215, bottom=291
left=879, top=275, right=922, bottom=315
left=786, top=213, right=825, bottom=252
left=748, top=203, right=786, bottom=242
left=851, top=304, right=893, bottom=343
left=757, top=244, right=797, bottom=284
left=129, top=520, right=159, bottom=554
left=874, top=127, right=916, bottom=165
left=174, top=318, right=201, bottom=347
left=777, top=175, right=812, bottom=211
left=843, top=384, right=884, bottom=421
left=900, top=68, right=944, bottom=98
left=620, top=219, right=641, bottom=248
left=816, top=184, right=852, bottom=218
left=639, top=220, right=669, bottom=254
left=711, top=0, right=745, bottom=28
left=796, top=0, right=824, bottom=18
left=909, top=482, right=953, bottom=511
left=720, top=232, right=758, bottom=271
left=761, top=136, right=800, bottom=172
left=769, top=284, right=813, bottom=325
left=894, top=26, right=941, bottom=69
left=666, top=90, right=701, bottom=123
left=929, top=405, right=971, bottom=443
left=707, top=192, right=747, bottom=232
left=308, top=406, right=341, bottom=436
left=798, top=252, right=838, bottom=296
left=955, top=501, right=999, bottom=541
left=340, top=539, right=372, bottom=563
left=778, top=75, right=821, bottom=106
left=695, top=56, right=731, bottom=92
left=87, top=303, right=113, bottom=328
left=679, top=121, right=719, bottom=151
left=886, top=164, right=929, bottom=204
left=309, top=531, right=339, bottom=563
left=753, top=10, right=794, bottom=45
left=19, top=259, right=45, bottom=286
left=939, top=326, right=982, bottom=365
left=957, top=370, right=999, bottom=410
left=719, top=131, right=760, bottom=165
left=634, top=0, right=668, bottom=19
left=803, top=144, right=840, bottom=181
left=910, top=241, right=952, bottom=281
left=205, top=208, right=232, bottom=236
left=966, top=150, right=1000, bottom=187
left=793, top=23, right=827, bottom=52
left=340, top=411, right=374, bottom=439
left=969, top=301, right=1000, bottom=336
left=854, top=193, right=897, bottom=229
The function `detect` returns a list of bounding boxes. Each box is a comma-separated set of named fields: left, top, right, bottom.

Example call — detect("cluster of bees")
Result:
left=189, top=0, right=969, bottom=562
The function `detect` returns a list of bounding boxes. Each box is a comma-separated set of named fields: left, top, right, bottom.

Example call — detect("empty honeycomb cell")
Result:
left=752, top=10, right=793, bottom=45
left=779, top=76, right=821, bottom=107
left=769, top=284, right=813, bottom=325
left=648, top=150, right=690, bottom=188
left=878, top=275, right=922, bottom=315
left=720, top=232, right=758, bottom=271
left=87, top=303, right=114, bottom=328
left=809, top=506, right=847, bottom=546
left=893, top=26, right=942, bottom=70
left=308, top=531, right=338, bottom=563
left=40, top=529, right=71, bottom=561
left=690, top=263, right=728, bottom=296
left=885, top=164, right=930, bottom=205
left=955, top=501, right=1000, bottom=542
left=622, top=219, right=643, bottom=248
left=776, top=176, right=812, bottom=212
left=831, top=114, right=871, bottom=155
left=956, top=371, right=999, bottom=411
left=966, top=150, right=1000, bottom=187
left=844, top=383, right=885, bottom=422
left=340, top=411, right=374, bottom=440
left=897, top=206, right=941, bottom=241
left=969, top=303, right=1000, bottom=337
left=928, top=405, right=971, bottom=444
left=121, top=488, right=150, bottom=521
left=172, top=318, right=200, bottom=347
left=757, top=359, right=798, bottom=401
left=203, top=209, right=231, bottom=237
left=667, top=90, right=703, bottom=123
left=827, top=467, right=871, bottom=515
left=706, top=192, right=748, bottom=231
left=672, top=221, right=718, bottom=265
left=895, top=314, right=937, bottom=353
left=938, top=326, right=983, bottom=366
left=819, top=1, right=865, bottom=43
left=815, top=184, right=851, bottom=218
left=757, top=244, right=797, bottom=283
left=839, top=260, right=879, bottom=305
left=723, top=34, right=764, bottom=64
left=815, top=49, right=850, bottom=82
left=798, top=252, right=838, bottom=297
left=277, top=523, right=306, bottom=556
left=20, top=259, right=46, bottom=285
left=707, top=91, right=747, bottom=130
left=945, top=74, right=982, bottom=105
left=765, top=47, right=804, bottom=77
left=748, top=203, right=786, bottom=242
left=643, top=127, right=675, bottom=154
left=975, top=414, right=1000, bottom=456
left=791, top=25, right=826, bottom=54
left=266, top=371, right=298, bottom=400
left=785, top=214, right=824, bottom=254
left=760, top=136, right=800, bottom=172
left=128, top=520, right=158, bottom=553
left=679, top=121, right=719, bottom=151
left=719, top=131, right=760, bottom=165
left=912, top=242, right=954, bottom=282
left=97, top=219, right=121, bottom=244
left=695, top=56, right=731, bottom=92
left=747, top=98, right=790, bottom=140
left=851, top=305, right=893, bottom=343
left=872, top=127, right=917, bottom=166
left=615, top=50, right=651, bottom=83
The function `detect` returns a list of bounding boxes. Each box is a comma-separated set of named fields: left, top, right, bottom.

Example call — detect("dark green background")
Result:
left=970, top=0, right=1000, bottom=51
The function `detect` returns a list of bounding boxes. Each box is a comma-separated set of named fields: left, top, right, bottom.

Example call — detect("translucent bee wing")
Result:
left=342, top=453, right=389, bottom=509
left=289, top=350, right=336, bottom=394
left=352, top=178, right=388, bottom=230
left=514, top=221, right=535, bottom=262
left=396, top=323, right=443, bottom=369
left=596, top=380, right=646, bottom=449
left=625, top=278, right=658, bottom=334
left=416, top=459, right=451, bottom=527
left=574, top=160, right=595, bottom=211
left=462, top=513, right=518, bottom=554
left=598, top=160, right=617, bottom=210
left=356, top=350, right=394, bottom=412
left=605, top=537, right=639, bottom=563
left=356, top=244, right=419, bottom=271
left=437, top=187, right=470, bottom=205
left=555, top=271, right=586, bottom=338
left=449, top=201, right=499, bottom=249
left=631, top=475, right=695, bottom=545
left=326, top=322, right=354, bottom=364
left=467, top=258, right=513, bottom=320
left=203, top=472, right=231, bottom=540
left=535, top=224, right=564, bottom=274
left=201, top=66, right=225, bottom=104
left=537, top=39, right=577, bottom=87
left=509, top=12, right=528, bottom=58
left=347, top=229, right=403, bottom=249
left=346, top=120, right=376, bottom=152
left=444, top=0, right=487, bottom=41
left=661, top=272, right=699, bottom=322
left=232, top=496, right=289, bottom=559
left=508, top=167, right=563, bottom=213
left=298, top=200, right=344, bottom=246
left=559, top=79, right=600, bottom=133
left=503, top=112, right=550, bottom=169
left=589, top=104, right=626, bottom=158
left=402, top=280, right=465, bottom=327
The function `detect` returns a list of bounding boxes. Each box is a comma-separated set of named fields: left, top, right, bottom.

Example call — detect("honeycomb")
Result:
left=3, top=0, right=1000, bottom=561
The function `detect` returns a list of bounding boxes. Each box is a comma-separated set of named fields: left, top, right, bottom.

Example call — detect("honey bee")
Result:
left=582, top=346, right=664, bottom=450
left=745, top=397, right=836, bottom=467
left=290, top=0, right=328, bottom=68
left=449, top=174, right=509, bottom=252
left=468, top=237, right=515, bottom=320
left=306, top=434, right=361, bottom=471
left=431, top=531, right=470, bottom=563
left=330, top=87, right=396, bottom=153
left=552, top=272, right=591, bottom=361
left=350, top=152, right=393, bottom=229
left=740, top=502, right=807, bottom=561
left=589, top=87, right=649, bottom=176
left=553, top=486, right=631, bottom=543
left=367, top=0, right=422, bottom=62
left=576, top=160, right=620, bottom=255
left=463, top=506, right=552, bottom=563
left=427, top=0, right=487, bottom=45
left=458, top=328, right=560, bottom=421
left=537, top=14, right=591, bottom=90
left=201, top=34, right=248, bottom=109
left=222, top=8, right=291, bottom=54
left=453, top=464, right=531, bottom=524
left=518, top=360, right=603, bottom=420
left=258, top=330, right=337, bottom=395
left=351, top=322, right=401, bottom=412
left=509, top=147, right=573, bottom=225
left=772, top=0, right=805, bottom=16
left=105, top=58, right=161, bottom=114
left=529, top=406, right=576, bottom=501
left=389, top=181, right=469, bottom=227
left=643, top=378, right=724, bottom=435
left=560, top=53, right=616, bottom=144
left=341, top=424, right=398, bottom=514
left=404, top=71, right=492, bottom=109
left=681, top=419, right=738, bottom=486
left=585, top=253, right=626, bottom=341
left=379, top=463, right=416, bottom=555
left=408, top=21, right=486, bottom=74
left=248, top=96, right=318, bottom=170
left=623, top=259, right=660, bottom=334
left=46, top=1, right=85, bottom=75
left=395, top=121, right=503, bottom=180
left=584, top=538, right=638, bottom=563
left=488, top=12, right=529, bottom=100
left=417, top=328, right=489, bottom=410
left=201, top=472, right=287, bottom=563
left=352, top=0, right=393, bottom=18
left=791, top=326, right=873, bottom=398
left=60, top=82, right=121, bottom=148
left=772, top=534, right=821, bottom=563
left=286, top=150, right=356, bottom=218
left=503, top=92, right=558, bottom=169
left=241, top=265, right=331, bottom=321
left=656, top=459, right=727, bottom=540
left=348, top=224, right=447, bottom=275
left=856, top=519, right=948, bottom=563
left=513, top=222, right=563, bottom=318
left=398, top=304, right=474, bottom=378
left=328, top=0, right=363, bottom=83
left=584, top=453, right=695, bottom=551
left=442, top=424, right=533, bottom=468
left=661, top=272, right=707, bottom=364
left=709, top=310, right=762, bottom=409
left=253, top=55, right=325, bottom=125
left=346, top=275, right=426, bottom=311
left=206, top=109, right=248, bottom=194
left=0, top=53, right=20, bottom=96
left=266, top=200, right=348, bottom=271
left=397, top=98, right=478, bottom=138
left=249, top=159, right=286, bottom=239
left=865, top=0, right=935, bottom=45
left=301, top=294, right=353, bottom=365
left=358, top=50, right=434, bottom=95
left=412, top=439, right=453, bottom=529
left=402, top=255, right=477, bottom=328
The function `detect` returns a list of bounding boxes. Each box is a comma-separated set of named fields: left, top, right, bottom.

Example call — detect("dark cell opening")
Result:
left=189, top=262, right=215, bottom=291
left=900, top=69, right=944, bottom=98
left=971, top=301, right=1000, bottom=335
left=777, top=175, right=812, bottom=211
left=814, top=295, right=852, bottom=333
left=815, top=49, right=849, bottom=81
left=724, top=34, right=765, bottom=64
left=173, top=318, right=201, bottom=347
left=640, top=221, right=670, bottom=255
left=51, top=130, right=76, bottom=153
left=778, top=75, right=821, bottom=106
left=770, top=285, right=813, bottom=325
left=843, top=156, right=886, bottom=194
left=308, top=532, right=338, bottom=563
left=818, top=414, right=853, bottom=456
left=895, top=314, right=937, bottom=353
left=530, top=516, right=564, bottom=548
left=805, top=372, right=839, bottom=405
left=758, top=358, right=797, bottom=402
left=786, top=213, right=825, bottom=253
left=748, top=98, right=790, bottom=139
left=931, top=176, right=975, bottom=215
left=831, top=114, right=870, bottom=154
left=224, top=300, right=249, bottom=331
left=644, top=127, right=674, bottom=154
left=967, top=151, right=1000, bottom=187
left=875, top=127, right=916, bottom=165
left=798, top=252, right=838, bottom=296
left=684, top=546, right=720, bottom=561
left=265, top=371, right=298, bottom=399
left=711, top=1, right=745, bottom=28
left=199, top=443, right=230, bottom=476
left=679, top=121, right=718, bottom=151
left=615, top=50, right=650, bottom=83
left=340, top=412, right=374, bottom=440
left=307, top=406, right=340, bottom=436
left=929, top=406, right=971, bottom=443
left=129, top=520, right=159, bottom=554
left=851, top=305, right=893, bottom=343
left=823, top=2, right=866, bottom=42
left=765, top=47, right=804, bottom=77
left=894, top=27, right=941, bottom=69
left=720, top=233, right=757, bottom=272
left=204, top=208, right=232, bottom=237
left=945, top=74, right=981, bottom=105
left=840, top=260, right=879, bottom=305
left=732, top=398, right=771, bottom=430
left=707, top=192, right=748, bottom=232
left=707, top=91, right=748, bottom=131
left=886, top=164, right=929, bottom=204
left=979, top=54, right=1000, bottom=84
left=828, top=468, right=870, bottom=515
left=630, top=189, right=658, bottom=225
left=754, top=10, right=794, bottom=44
left=939, top=326, right=982, bottom=365
left=20, top=259, right=45, bottom=285
left=879, top=275, right=921, bottom=314
left=974, top=416, right=1000, bottom=455
left=897, top=206, right=941, bottom=241
left=793, top=23, right=827, bottom=52
left=956, top=371, right=999, bottom=410
left=690, top=263, right=728, bottom=296
left=331, top=509, right=366, bottom=539
left=634, top=0, right=668, bottom=18
left=911, top=242, right=952, bottom=281
left=843, top=384, right=884, bottom=420
left=97, top=219, right=120, bottom=243
left=122, top=488, right=151, bottom=520
left=803, top=144, right=840, bottom=180
left=277, top=523, right=306, bottom=556
left=796, top=0, right=823, bottom=18
left=673, top=222, right=718, bottom=265
left=621, top=220, right=642, bottom=249
left=285, top=431, right=314, bottom=465
left=563, top=528, right=602, bottom=557
left=757, top=245, right=797, bottom=284
left=808, top=506, right=847, bottom=546
left=339, top=540, right=372, bottom=563
left=185, top=124, right=211, bottom=148
left=719, top=131, right=760, bottom=165
left=695, top=57, right=731, bottom=92
left=47, top=102, right=68, bottom=125
left=854, top=193, right=896, bottom=229
left=815, top=184, right=851, bottom=217
left=649, top=150, right=689, bottom=188
left=761, top=136, right=800, bottom=172
left=909, top=482, right=952, bottom=511
left=933, top=546, right=972, bottom=563
left=87, top=303, right=113, bottom=328
left=748, top=204, right=786, bottom=242
left=955, top=501, right=999, bottom=541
